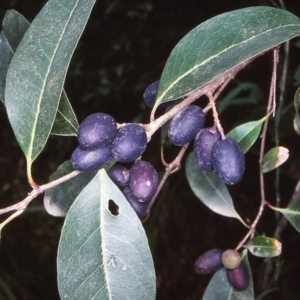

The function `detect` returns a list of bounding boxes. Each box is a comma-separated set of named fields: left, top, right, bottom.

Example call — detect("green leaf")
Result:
left=1, top=9, right=78, bottom=135
left=293, top=86, right=300, bottom=134
left=5, top=0, right=93, bottom=180
left=185, top=153, right=245, bottom=224
left=226, top=115, right=269, bottom=153
left=262, top=146, right=289, bottom=173
left=271, top=199, right=300, bottom=233
left=203, top=250, right=254, bottom=300
left=245, top=236, right=282, bottom=257
left=57, top=169, right=156, bottom=299
left=153, top=7, right=300, bottom=112
left=43, top=161, right=96, bottom=217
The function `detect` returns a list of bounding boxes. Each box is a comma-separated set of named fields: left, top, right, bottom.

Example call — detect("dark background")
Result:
left=0, top=0, right=300, bottom=299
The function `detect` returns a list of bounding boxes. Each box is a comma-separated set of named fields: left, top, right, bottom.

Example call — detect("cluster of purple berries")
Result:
left=195, top=248, right=249, bottom=291
left=144, top=80, right=245, bottom=185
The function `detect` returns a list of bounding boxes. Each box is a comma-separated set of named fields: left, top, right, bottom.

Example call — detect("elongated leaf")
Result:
left=262, top=146, right=289, bottom=173
left=57, top=169, right=156, bottom=299
left=226, top=115, right=269, bottom=153
left=245, top=236, right=281, bottom=258
left=152, top=7, right=300, bottom=113
left=186, top=153, right=245, bottom=224
left=271, top=199, right=300, bottom=233
left=5, top=0, right=94, bottom=181
left=203, top=250, right=253, bottom=300
left=44, top=161, right=96, bottom=217
left=293, top=86, right=300, bottom=134
left=1, top=9, right=78, bottom=134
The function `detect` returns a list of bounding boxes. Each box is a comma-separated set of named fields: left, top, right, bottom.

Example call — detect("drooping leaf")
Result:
left=57, top=169, right=156, bottom=299
left=293, top=86, right=300, bottom=134
left=1, top=9, right=78, bottom=134
left=245, top=236, right=282, bottom=257
left=202, top=250, right=254, bottom=300
left=262, top=146, right=289, bottom=173
left=152, top=7, right=300, bottom=113
left=5, top=0, right=94, bottom=183
left=186, top=153, right=245, bottom=224
left=271, top=199, right=300, bottom=233
left=44, top=161, right=96, bottom=217
left=226, top=115, right=269, bottom=153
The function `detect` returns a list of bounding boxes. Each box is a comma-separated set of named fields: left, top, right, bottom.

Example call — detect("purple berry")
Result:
left=77, top=113, right=117, bottom=149
left=143, top=80, right=160, bottom=108
left=107, top=165, right=129, bottom=188
left=227, top=261, right=249, bottom=291
left=129, top=160, right=159, bottom=202
left=194, top=248, right=224, bottom=275
left=111, top=124, right=147, bottom=163
left=167, top=105, right=206, bottom=146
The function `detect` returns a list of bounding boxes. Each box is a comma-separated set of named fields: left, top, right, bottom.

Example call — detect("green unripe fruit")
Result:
left=221, top=249, right=242, bottom=269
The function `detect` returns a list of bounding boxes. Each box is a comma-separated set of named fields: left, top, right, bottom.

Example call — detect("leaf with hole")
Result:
left=271, top=199, right=300, bottom=233
left=245, top=236, right=282, bottom=257
left=5, top=0, right=93, bottom=183
left=262, top=146, right=289, bottom=173
left=57, top=169, right=156, bottom=299
left=152, top=7, right=300, bottom=114
left=186, top=153, right=246, bottom=224
left=202, top=250, right=253, bottom=300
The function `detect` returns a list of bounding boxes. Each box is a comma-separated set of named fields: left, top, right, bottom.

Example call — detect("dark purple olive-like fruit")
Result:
left=167, top=105, right=206, bottom=146
left=212, top=138, right=245, bottom=185
left=221, top=250, right=242, bottom=270
left=194, top=248, right=224, bottom=275
left=111, top=124, right=147, bottom=163
left=129, top=160, right=159, bottom=202
left=227, top=261, right=249, bottom=291
left=194, top=128, right=221, bottom=172
left=77, top=113, right=117, bottom=149
left=107, top=165, right=129, bottom=188
left=143, top=80, right=160, bottom=108
left=122, top=186, right=148, bottom=219
left=71, top=144, right=112, bottom=172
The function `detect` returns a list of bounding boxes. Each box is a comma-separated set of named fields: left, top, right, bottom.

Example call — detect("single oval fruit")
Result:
left=71, top=144, right=113, bottom=172
left=227, top=261, right=249, bottom=291
left=129, top=160, right=159, bottom=202
left=194, top=127, right=221, bottom=172
left=122, top=186, right=148, bottom=220
left=111, top=124, right=147, bottom=163
left=221, top=249, right=242, bottom=270
left=212, top=138, right=245, bottom=185
left=167, top=105, right=206, bottom=146
left=143, top=80, right=160, bottom=108
left=107, top=165, right=129, bottom=188
left=77, top=113, right=117, bottom=149
left=194, top=248, right=224, bottom=275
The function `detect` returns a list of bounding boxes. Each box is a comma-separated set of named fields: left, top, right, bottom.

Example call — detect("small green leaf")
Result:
left=262, top=146, right=289, bottom=173
left=245, top=236, right=282, bottom=257
left=43, top=161, right=96, bottom=217
left=271, top=199, right=300, bottom=233
left=293, top=86, right=300, bottom=134
left=5, top=0, right=94, bottom=181
left=152, top=7, right=300, bottom=113
left=226, top=115, right=269, bottom=153
left=186, top=153, right=245, bottom=224
left=57, top=169, right=156, bottom=299
left=203, top=250, right=254, bottom=300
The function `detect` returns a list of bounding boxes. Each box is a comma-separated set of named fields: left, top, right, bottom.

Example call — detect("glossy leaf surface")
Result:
left=272, top=199, right=300, bottom=233
left=186, top=153, right=245, bottom=223
left=226, top=115, right=269, bottom=153
left=57, top=169, right=156, bottom=299
left=203, top=250, right=253, bottom=300
left=44, top=161, right=96, bottom=217
left=153, top=7, right=300, bottom=113
left=5, top=0, right=93, bottom=171
left=262, top=146, right=289, bottom=173
left=245, top=236, right=282, bottom=257
left=293, top=86, right=300, bottom=134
